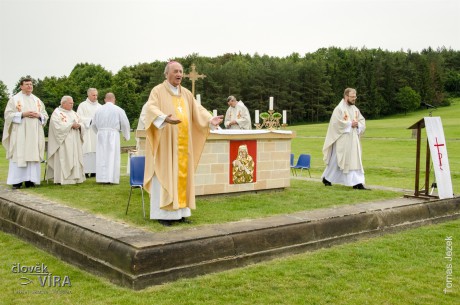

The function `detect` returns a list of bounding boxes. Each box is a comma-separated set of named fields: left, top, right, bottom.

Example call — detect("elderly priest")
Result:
left=46, top=96, right=86, bottom=184
left=144, top=61, right=223, bottom=226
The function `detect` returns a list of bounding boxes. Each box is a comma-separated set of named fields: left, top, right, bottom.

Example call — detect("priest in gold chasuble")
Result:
left=144, top=61, right=223, bottom=225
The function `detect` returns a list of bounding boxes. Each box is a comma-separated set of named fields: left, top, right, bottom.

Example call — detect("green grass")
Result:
left=1, top=218, right=458, bottom=304
left=1, top=99, right=459, bottom=231
left=290, top=98, right=460, bottom=191
left=12, top=178, right=400, bottom=232
left=1, top=99, right=459, bottom=303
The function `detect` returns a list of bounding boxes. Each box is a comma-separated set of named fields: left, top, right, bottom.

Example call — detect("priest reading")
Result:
left=91, top=93, right=130, bottom=184
left=321, top=88, right=368, bottom=190
left=144, top=61, right=223, bottom=226
left=224, top=96, right=251, bottom=130
left=46, top=96, right=86, bottom=184
left=2, top=77, right=48, bottom=189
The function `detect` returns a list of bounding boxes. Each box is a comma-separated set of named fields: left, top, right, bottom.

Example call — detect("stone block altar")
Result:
left=135, top=129, right=295, bottom=195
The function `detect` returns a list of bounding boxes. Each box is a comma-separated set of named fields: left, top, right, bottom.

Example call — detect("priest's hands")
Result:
left=22, top=111, right=40, bottom=119
left=165, top=114, right=182, bottom=125
left=227, top=120, right=237, bottom=127
left=211, top=115, right=224, bottom=127
left=71, top=122, right=81, bottom=129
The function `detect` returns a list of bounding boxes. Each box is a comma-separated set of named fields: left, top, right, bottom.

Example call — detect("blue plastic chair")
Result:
left=290, top=153, right=295, bottom=175
left=292, top=154, right=311, bottom=177
left=125, top=155, right=146, bottom=218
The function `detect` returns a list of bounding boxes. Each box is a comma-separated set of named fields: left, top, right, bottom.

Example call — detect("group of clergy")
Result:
left=3, top=71, right=367, bottom=229
left=2, top=79, right=130, bottom=189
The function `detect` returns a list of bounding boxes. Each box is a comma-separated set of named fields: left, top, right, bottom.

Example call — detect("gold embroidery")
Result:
left=173, top=96, right=189, bottom=208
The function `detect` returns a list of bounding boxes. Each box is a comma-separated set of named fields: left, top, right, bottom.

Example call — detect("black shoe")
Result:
left=12, top=183, right=22, bottom=190
left=90, top=173, right=96, bottom=178
left=158, top=220, right=174, bottom=227
left=353, top=183, right=370, bottom=190
left=322, top=177, right=332, bottom=186
left=24, top=181, right=35, bottom=188
left=178, top=217, right=192, bottom=224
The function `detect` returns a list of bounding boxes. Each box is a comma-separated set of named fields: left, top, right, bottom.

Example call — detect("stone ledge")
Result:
left=0, top=188, right=459, bottom=290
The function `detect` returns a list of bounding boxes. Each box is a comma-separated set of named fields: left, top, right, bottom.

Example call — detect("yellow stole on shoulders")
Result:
left=172, top=96, right=189, bottom=208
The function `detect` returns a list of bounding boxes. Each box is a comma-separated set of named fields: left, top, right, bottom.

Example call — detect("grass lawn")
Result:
left=1, top=218, right=458, bottom=304
left=290, top=98, right=460, bottom=191
left=1, top=99, right=459, bottom=304
left=0, top=99, right=459, bottom=231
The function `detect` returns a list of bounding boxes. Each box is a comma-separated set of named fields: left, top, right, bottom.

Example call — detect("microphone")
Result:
left=421, top=102, right=436, bottom=109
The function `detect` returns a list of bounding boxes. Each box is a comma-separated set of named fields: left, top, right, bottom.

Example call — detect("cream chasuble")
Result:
left=144, top=80, right=212, bottom=219
left=2, top=92, right=48, bottom=185
left=224, top=102, right=252, bottom=130
left=322, top=99, right=366, bottom=186
left=46, top=107, right=86, bottom=184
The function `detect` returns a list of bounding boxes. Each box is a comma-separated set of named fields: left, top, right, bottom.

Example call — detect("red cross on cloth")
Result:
left=434, top=136, right=445, bottom=170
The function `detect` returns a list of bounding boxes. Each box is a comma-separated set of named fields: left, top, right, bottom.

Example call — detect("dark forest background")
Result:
left=1, top=47, right=459, bottom=134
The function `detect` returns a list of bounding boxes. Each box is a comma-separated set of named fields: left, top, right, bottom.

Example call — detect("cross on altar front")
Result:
left=184, top=64, right=206, bottom=96
left=434, top=136, right=445, bottom=169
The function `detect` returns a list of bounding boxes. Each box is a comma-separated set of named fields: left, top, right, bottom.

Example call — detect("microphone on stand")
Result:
left=421, top=102, right=437, bottom=109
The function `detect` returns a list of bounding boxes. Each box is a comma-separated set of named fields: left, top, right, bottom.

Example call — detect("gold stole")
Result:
left=173, top=96, right=189, bottom=208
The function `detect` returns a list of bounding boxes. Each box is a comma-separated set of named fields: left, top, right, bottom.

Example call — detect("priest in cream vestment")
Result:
left=144, top=61, right=223, bottom=225
left=2, top=78, right=48, bottom=189
left=46, top=96, right=86, bottom=184
left=224, top=96, right=252, bottom=130
left=321, top=88, right=368, bottom=189
left=77, top=88, right=101, bottom=176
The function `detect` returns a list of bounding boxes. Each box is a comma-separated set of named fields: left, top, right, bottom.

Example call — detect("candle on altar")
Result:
left=196, top=94, right=201, bottom=105
left=283, top=110, right=287, bottom=124
left=213, top=109, right=217, bottom=117
left=269, top=97, right=274, bottom=110
left=255, top=110, right=259, bottom=124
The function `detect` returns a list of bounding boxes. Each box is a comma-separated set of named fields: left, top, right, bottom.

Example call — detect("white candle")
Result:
left=255, top=110, right=259, bottom=124
left=283, top=110, right=287, bottom=124
left=196, top=94, right=201, bottom=105
left=269, top=97, right=274, bottom=110
left=213, top=109, right=217, bottom=117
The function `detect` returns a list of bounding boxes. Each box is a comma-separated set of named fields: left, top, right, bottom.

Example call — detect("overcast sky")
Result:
left=1, top=0, right=459, bottom=94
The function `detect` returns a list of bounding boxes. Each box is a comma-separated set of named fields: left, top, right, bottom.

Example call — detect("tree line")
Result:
left=1, top=46, right=460, bottom=136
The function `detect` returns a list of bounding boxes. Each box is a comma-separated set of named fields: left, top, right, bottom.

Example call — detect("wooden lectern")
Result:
left=405, top=118, right=437, bottom=199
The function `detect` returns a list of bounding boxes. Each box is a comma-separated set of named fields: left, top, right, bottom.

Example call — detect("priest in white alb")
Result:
left=77, top=88, right=101, bottom=177
left=321, top=88, right=368, bottom=190
left=2, top=77, right=48, bottom=189
left=144, top=61, right=223, bottom=226
left=91, top=92, right=130, bottom=184
left=46, top=96, right=86, bottom=185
